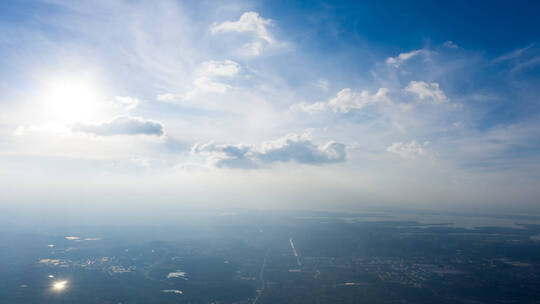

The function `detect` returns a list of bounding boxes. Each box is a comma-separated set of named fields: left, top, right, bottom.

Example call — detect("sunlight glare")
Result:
left=40, top=75, right=104, bottom=123
left=52, top=280, right=68, bottom=291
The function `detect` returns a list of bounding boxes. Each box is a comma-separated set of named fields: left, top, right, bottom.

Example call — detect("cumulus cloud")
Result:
left=211, top=12, right=273, bottom=43
left=404, top=81, right=448, bottom=104
left=192, top=143, right=257, bottom=169
left=258, top=134, right=346, bottom=164
left=292, top=88, right=390, bottom=113
left=387, top=140, right=429, bottom=159
left=192, top=133, right=346, bottom=169
left=386, top=49, right=423, bottom=67
left=70, top=116, right=164, bottom=136
left=211, top=12, right=276, bottom=56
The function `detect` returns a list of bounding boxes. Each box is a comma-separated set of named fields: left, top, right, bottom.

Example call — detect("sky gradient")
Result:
left=1, top=0, right=540, bottom=221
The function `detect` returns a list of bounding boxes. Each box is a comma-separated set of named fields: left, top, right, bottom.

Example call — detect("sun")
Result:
left=39, top=74, right=105, bottom=124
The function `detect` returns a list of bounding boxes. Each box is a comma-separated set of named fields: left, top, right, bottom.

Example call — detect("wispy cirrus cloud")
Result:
left=386, top=49, right=424, bottom=67
left=200, top=60, right=240, bottom=77
left=184, top=77, right=231, bottom=100
left=387, top=140, right=430, bottom=159
left=157, top=59, right=240, bottom=102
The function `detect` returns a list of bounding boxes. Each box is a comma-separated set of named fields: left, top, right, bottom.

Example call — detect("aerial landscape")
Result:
left=2, top=210, right=540, bottom=303
left=1, top=0, right=540, bottom=303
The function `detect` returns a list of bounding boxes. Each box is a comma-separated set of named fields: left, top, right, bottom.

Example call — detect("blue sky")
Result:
left=1, top=0, right=540, bottom=218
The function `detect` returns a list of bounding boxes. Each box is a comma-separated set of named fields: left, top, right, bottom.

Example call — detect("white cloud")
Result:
left=258, top=133, right=346, bottom=164
left=113, top=96, right=139, bottom=110
left=192, top=77, right=230, bottom=93
left=387, top=140, right=428, bottom=159
left=192, top=142, right=257, bottom=169
left=70, top=116, right=164, bottom=136
left=156, top=93, right=178, bottom=101
left=159, top=60, right=239, bottom=102
left=13, top=123, right=70, bottom=136
left=386, top=49, right=423, bottom=67
left=241, top=41, right=264, bottom=56
left=184, top=77, right=230, bottom=100
left=200, top=60, right=239, bottom=77
left=211, top=12, right=274, bottom=43
left=316, top=79, right=329, bottom=92
left=443, top=41, right=459, bottom=49
left=404, top=81, right=448, bottom=104
left=493, top=44, right=533, bottom=63
left=192, top=133, right=346, bottom=169
left=188, top=60, right=239, bottom=96
left=211, top=12, right=278, bottom=56
left=292, top=88, right=390, bottom=113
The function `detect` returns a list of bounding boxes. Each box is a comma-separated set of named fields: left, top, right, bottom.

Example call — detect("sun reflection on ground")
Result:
left=52, top=280, right=68, bottom=291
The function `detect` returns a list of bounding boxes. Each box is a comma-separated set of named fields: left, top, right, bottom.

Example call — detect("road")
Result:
left=253, top=249, right=268, bottom=304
